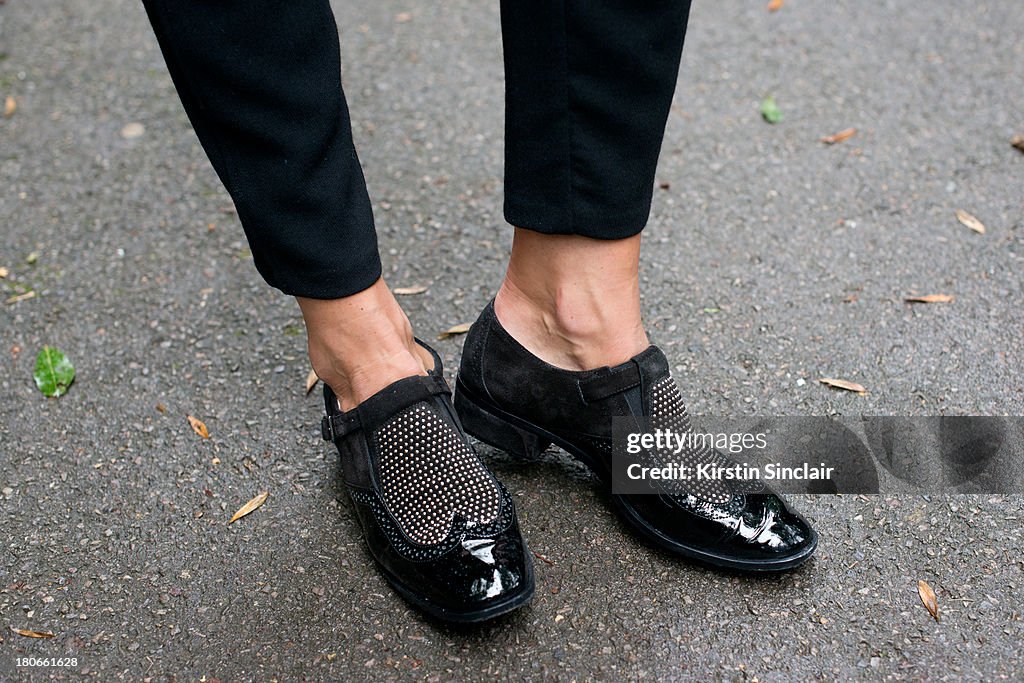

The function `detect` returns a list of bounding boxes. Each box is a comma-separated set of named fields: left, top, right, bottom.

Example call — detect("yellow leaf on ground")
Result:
left=818, top=377, right=867, bottom=393
left=917, top=580, right=939, bottom=621
left=767, top=0, right=784, bottom=11
left=0, top=267, right=9, bottom=278
left=187, top=415, right=210, bottom=439
left=10, top=627, right=54, bottom=638
left=1011, top=135, right=1024, bottom=154
left=229, top=492, right=269, bottom=524
left=3, top=96, right=15, bottom=118
left=955, top=209, right=986, bottom=234
left=437, top=322, right=472, bottom=340
left=821, top=127, right=857, bottom=144
left=4, top=291, right=35, bottom=304
left=905, top=294, right=954, bottom=304
left=305, top=368, right=319, bottom=395
left=393, top=285, right=428, bottom=296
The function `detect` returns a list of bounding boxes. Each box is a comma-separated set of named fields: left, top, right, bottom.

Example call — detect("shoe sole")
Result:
left=454, top=379, right=818, bottom=573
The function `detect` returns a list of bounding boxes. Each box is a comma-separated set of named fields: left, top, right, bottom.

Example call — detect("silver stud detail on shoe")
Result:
left=375, top=403, right=503, bottom=546
left=649, top=375, right=735, bottom=504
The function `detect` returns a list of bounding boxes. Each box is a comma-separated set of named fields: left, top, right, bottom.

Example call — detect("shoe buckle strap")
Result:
left=577, top=362, right=641, bottom=404
left=424, top=373, right=451, bottom=396
left=321, top=374, right=450, bottom=442
left=321, top=412, right=361, bottom=442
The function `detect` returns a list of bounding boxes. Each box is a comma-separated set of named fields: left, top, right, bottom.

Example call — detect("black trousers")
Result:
left=142, top=0, right=693, bottom=299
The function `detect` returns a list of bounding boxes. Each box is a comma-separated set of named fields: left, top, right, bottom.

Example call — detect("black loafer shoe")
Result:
left=453, top=302, right=817, bottom=572
left=321, top=342, right=534, bottom=622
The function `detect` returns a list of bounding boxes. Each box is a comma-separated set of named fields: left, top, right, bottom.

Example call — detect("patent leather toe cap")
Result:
left=352, top=493, right=534, bottom=621
left=620, top=491, right=817, bottom=570
left=731, top=493, right=816, bottom=560
left=404, top=527, right=533, bottom=618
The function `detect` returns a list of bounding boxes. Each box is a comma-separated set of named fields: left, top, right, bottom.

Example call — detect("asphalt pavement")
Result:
left=2, top=0, right=1023, bottom=680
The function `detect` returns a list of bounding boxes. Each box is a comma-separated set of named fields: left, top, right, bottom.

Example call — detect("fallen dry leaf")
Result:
left=393, top=285, right=428, bottom=296
left=532, top=551, right=555, bottom=566
left=4, top=291, right=35, bottom=304
left=155, top=403, right=167, bottom=414
left=905, top=294, right=954, bottom=304
left=767, top=0, right=784, bottom=11
left=10, top=627, right=54, bottom=638
left=437, top=322, right=472, bottom=340
left=229, top=491, right=269, bottom=524
left=187, top=415, right=210, bottom=439
left=917, top=580, right=939, bottom=621
left=395, top=11, right=412, bottom=22
left=3, top=96, right=15, bottom=118
left=955, top=209, right=986, bottom=234
left=818, top=377, right=867, bottom=394
left=305, top=368, right=319, bottom=395
left=0, top=266, right=8, bottom=278
left=821, top=127, right=857, bottom=145
left=1011, top=135, right=1024, bottom=154
left=121, top=122, right=145, bottom=139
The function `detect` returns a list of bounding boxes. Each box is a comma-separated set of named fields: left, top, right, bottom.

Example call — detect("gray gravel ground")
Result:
left=2, top=0, right=1023, bottom=680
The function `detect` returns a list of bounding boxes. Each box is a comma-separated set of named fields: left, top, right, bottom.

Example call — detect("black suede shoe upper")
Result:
left=455, top=301, right=817, bottom=570
left=322, top=345, right=533, bottom=620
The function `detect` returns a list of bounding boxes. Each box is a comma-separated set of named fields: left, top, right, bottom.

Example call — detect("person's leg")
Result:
left=455, top=0, right=817, bottom=571
left=494, top=0, right=693, bottom=370
left=141, top=0, right=430, bottom=408
left=142, top=1, right=535, bottom=620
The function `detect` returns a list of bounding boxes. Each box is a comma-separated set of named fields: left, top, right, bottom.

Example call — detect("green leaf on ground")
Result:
left=33, top=346, right=75, bottom=397
left=760, top=95, right=782, bottom=124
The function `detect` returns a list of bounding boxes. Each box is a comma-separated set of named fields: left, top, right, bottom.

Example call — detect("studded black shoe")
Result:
left=453, top=302, right=817, bottom=572
left=320, top=342, right=534, bottom=622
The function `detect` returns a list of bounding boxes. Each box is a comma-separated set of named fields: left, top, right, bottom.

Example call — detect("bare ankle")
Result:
left=296, top=279, right=429, bottom=411
left=495, top=282, right=648, bottom=370
left=493, top=229, right=650, bottom=370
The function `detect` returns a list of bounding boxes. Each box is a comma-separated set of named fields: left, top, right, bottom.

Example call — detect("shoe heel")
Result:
left=455, top=383, right=550, bottom=460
